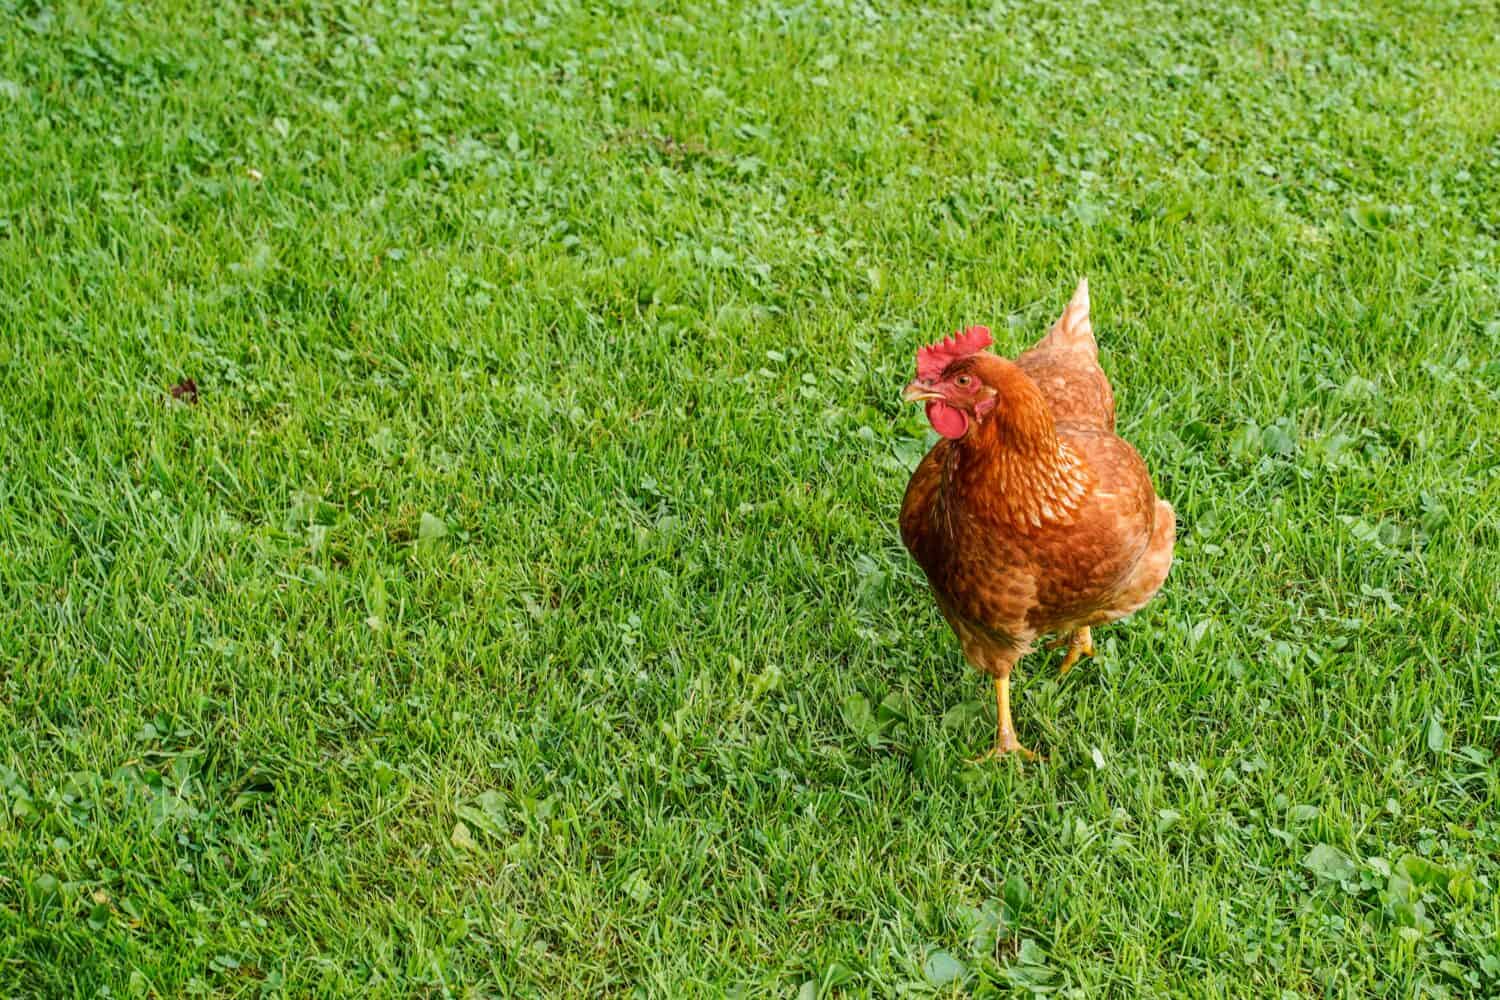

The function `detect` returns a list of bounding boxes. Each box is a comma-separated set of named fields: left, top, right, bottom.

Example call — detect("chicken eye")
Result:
left=955, top=375, right=973, bottom=388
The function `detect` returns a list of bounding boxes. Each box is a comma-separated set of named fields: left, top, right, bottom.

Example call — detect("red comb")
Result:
left=916, top=326, right=992, bottom=381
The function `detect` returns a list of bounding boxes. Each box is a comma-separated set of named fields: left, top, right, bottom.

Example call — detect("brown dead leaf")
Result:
left=170, top=378, right=199, bottom=404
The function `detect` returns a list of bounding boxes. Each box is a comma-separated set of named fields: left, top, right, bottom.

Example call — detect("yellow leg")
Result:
left=968, top=673, right=1036, bottom=762
left=1057, top=627, right=1094, bottom=675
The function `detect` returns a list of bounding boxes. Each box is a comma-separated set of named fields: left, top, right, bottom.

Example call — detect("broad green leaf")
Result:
left=923, top=950, right=965, bottom=986
left=419, top=511, right=448, bottom=542
left=1425, top=711, right=1447, bottom=754
left=1302, top=844, right=1357, bottom=883
left=1004, top=873, right=1030, bottom=911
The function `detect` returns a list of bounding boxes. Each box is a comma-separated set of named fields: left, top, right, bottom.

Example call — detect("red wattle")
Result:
left=925, top=400, right=969, bottom=439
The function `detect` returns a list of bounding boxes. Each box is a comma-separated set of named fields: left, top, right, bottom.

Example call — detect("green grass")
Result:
left=2, top=0, right=1499, bottom=995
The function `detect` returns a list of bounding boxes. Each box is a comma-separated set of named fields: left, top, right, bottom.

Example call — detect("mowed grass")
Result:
left=2, top=0, right=1499, bottom=995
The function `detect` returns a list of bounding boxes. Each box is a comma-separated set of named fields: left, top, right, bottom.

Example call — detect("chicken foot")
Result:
left=1050, top=627, right=1095, bottom=675
left=968, top=672, right=1037, bottom=762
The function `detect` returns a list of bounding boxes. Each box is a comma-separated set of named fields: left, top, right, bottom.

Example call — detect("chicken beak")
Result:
left=903, top=380, right=941, bottom=403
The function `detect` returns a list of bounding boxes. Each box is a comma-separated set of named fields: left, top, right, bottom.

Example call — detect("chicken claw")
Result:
left=1055, top=627, right=1095, bottom=675
left=967, top=741, right=1038, bottom=764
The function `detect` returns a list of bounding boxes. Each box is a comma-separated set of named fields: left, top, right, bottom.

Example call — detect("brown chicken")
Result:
left=899, top=279, right=1174, bottom=760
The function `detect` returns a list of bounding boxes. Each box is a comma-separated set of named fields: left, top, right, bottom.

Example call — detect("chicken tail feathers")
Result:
left=1016, top=277, right=1115, bottom=431
left=1032, top=277, right=1096, bottom=357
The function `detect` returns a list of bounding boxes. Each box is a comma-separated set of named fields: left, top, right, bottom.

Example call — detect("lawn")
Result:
left=2, top=0, right=1499, bottom=995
